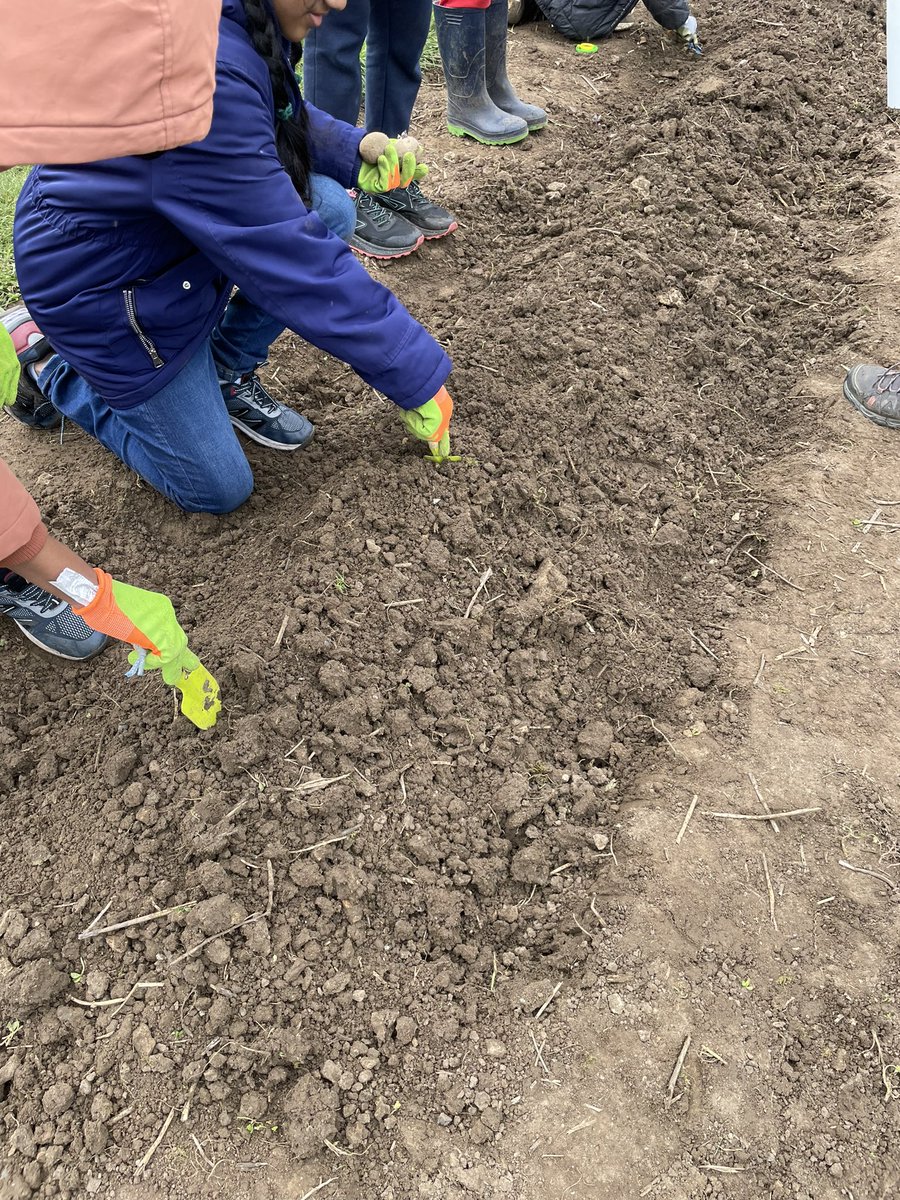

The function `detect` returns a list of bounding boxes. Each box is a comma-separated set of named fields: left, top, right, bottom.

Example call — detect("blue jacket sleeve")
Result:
left=304, top=100, right=366, bottom=190
left=152, top=65, right=450, bottom=411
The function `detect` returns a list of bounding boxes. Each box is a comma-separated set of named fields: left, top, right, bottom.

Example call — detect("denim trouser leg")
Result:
left=304, top=0, right=431, bottom=135
left=210, top=173, right=356, bottom=378
left=40, top=345, right=254, bottom=514
left=303, top=5, right=370, bottom=126
left=364, top=0, right=433, bottom=134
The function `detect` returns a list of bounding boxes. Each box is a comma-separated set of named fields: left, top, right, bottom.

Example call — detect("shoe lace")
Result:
left=357, top=191, right=394, bottom=229
left=404, top=181, right=425, bottom=205
left=233, top=373, right=280, bottom=417
left=18, top=583, right=62, bottom=615
left=875, top=366, right=900, bottom=394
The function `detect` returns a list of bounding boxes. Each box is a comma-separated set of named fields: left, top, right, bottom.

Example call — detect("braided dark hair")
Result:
left=243, top=0, right=313, bottom=204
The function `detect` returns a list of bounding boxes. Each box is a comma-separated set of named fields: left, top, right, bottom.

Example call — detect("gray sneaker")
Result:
left=0, top=572, right=107, bottom=660
left=844, top=364, right=900, bottom=429
left=351, top=191, right=424, bottom=260
left=370, top=181, right=458, bottom=240
left=220, top=371, right=314, bottom=451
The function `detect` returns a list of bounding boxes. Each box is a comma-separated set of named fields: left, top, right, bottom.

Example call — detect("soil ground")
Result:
left=2, top=2, right=899, bottom=1198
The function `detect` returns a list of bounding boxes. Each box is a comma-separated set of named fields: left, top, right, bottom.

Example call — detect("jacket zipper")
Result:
left=123, top=288, right=164, bottom=368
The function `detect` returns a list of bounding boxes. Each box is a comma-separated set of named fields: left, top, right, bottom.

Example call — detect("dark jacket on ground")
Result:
left=536, top=0, right=689, bottom=41
left=13, top=0, right=450, bottom=412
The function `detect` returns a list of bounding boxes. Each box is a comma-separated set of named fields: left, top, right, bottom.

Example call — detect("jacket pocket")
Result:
left=121, top=255, right=225, bottom=365
left=122, top=288, right=164, bottom=368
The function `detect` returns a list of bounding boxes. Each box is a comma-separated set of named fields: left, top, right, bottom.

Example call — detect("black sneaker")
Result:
left=351, top=191, right=424, bottom=260
left=0, top=572, right=107, bottom=660
left=844, top=364, right=900, bottom=429
left=371, top=181, right=458, bottom=240
left=220, top=370, right=314, bottom=451
left=0, top=305, right=61, bottom=429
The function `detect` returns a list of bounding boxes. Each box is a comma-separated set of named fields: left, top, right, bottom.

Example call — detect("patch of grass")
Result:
left=0, top=167, right=27, bottom=306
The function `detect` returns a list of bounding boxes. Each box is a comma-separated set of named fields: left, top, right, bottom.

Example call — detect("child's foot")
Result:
left=0, top=305, right=60, bottom=429
left=219, top=370, right=314, bottom=451
left=0, top=572, right=107, bottom=660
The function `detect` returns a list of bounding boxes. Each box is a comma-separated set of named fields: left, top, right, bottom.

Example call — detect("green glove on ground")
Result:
left=0, top=324, right=20, bottom=408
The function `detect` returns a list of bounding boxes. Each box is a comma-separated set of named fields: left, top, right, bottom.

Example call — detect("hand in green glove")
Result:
left=0, top=324, right=20, bottom=408
left=399, top=386, right=459, bottom=463
left=358, top=132, right=428, bottom=194
left=73, top=568, right=195, bottom=686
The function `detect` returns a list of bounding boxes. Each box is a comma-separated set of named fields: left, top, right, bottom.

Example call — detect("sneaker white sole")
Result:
left=229, top=416, right=314, bottom=452
left=9, top=617, right=103, bottom=661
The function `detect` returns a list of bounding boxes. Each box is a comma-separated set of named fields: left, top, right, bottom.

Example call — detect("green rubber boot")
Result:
left=433, top=4, right=529, bottom=145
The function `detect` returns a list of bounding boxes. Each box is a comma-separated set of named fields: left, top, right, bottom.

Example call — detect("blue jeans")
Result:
left=303, top=0, right=433, bottom=135
left=39, top=175, right=354, bottom=514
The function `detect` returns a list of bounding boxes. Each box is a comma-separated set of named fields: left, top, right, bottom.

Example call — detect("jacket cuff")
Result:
left=2, top=519, right=49, bottom=568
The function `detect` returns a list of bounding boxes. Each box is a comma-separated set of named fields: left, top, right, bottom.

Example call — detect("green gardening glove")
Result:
left=398, top=386, right=458, bottom=463
left=0, top=324, right=20, bottom=408
left=72, top=568, right=195, bottom=686
left=73, top=569, right=220, bottom=729
left=358, top=136, right=428, bottom=194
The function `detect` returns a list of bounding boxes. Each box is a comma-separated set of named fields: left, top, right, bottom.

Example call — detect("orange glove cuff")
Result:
left=432, top=386, right=453, bottom=444
left=73, top=568, right=159, bottom=655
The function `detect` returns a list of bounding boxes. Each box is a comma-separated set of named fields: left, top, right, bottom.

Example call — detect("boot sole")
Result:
left=843, top=379, right=900, bottom=430
left=447, top=123, right=529, bottom=146
left=351, top=235, right=425, bottom=260
left=230, top=416, right=315, bottom=451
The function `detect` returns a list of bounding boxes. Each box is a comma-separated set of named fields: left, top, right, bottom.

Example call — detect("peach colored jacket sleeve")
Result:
left=0, top=457, right=48, bottom=568
left=0, top=0, right=220, bottom=166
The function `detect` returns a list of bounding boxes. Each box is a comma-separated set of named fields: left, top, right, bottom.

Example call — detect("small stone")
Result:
left=83, top=1121, right=109, bottom=1157
left=696, top=76, right=726, bottom=98
left=436, top=1113, right=452, bottom=1127
left=577, top=720, right=614, bottom=761
left=510, top=845, right=549, bottom=886
left=657, top=288, right=685, bottom=308
left=43, top=1081, right=76, bottom=1118
left=630, top=175, right=651, bottom=198
left=395, top=1016, right=417, bottom=1045
left=132, top=1023, right=154, bottom=1058
left=484, top=1039, right=507, bottom=1059
left=85, top=970, right=110, bottom=1001
left=591, top=833, right=609, bottom=852
left=516, top=979, right=555, bottom=1015
left=607, top=993, right=626, bottom=1016
left=323, top=970, right=351, bottom=997
left=321, top=1060, right=343, bottom=1086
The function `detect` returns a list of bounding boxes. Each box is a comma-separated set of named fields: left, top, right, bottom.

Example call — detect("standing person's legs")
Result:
left=302, top=1, right=371, bottom=125
left=364, top=0, right=433, bottom=135
left=40, top=344, right=255, bottom=514
left=362, top=0, right=459, bottom=247
left=483, top=0, right=547, bottom=130
left=432, top=0, right=529, bottom=144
